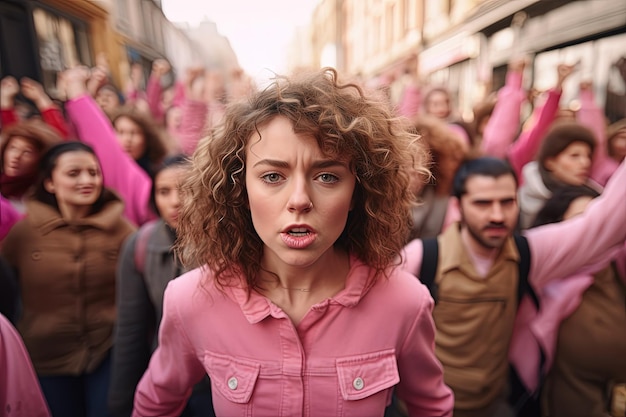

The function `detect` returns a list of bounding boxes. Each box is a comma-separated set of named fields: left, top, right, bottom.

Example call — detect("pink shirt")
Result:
left=133, top=256, right=454, bottom=416
left=0, top=314, right=51, bottom=417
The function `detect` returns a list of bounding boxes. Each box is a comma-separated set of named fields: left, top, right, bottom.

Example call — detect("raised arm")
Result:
left=1, top=76, right=20, bottom=128
left=526, top=157, right=626, bottom=289
left=481, top=59, right=527, bottom=159
left=63, top=67, right=153, bottom=226
left=146, top=59, right=171, bottom=125
left=508, top=64, right=575, bottom=179
left=577, top=81, right=619, bottom=186
left=20, top=77, right=70, bottom=139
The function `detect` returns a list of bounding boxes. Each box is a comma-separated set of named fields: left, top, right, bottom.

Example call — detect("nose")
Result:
left=490, top=202, right=504, bottom=222
left=287, top=177, right=313, bottom=213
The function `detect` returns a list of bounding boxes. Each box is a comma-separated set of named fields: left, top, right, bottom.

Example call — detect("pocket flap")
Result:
left=203, top=351, right=260, bottom=404
left=336, top=349, right=400, bottom=401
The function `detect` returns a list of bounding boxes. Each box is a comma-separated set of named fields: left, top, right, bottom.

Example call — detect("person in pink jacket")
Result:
left=61, top=67, right=154, bottom=226
left=0, top=312, right=51, bottom=417
left=512, top=185, right=626, bottom=417
left=133, top=68, right=453, bottom=417
left=402, top=156, right=626, bottom=417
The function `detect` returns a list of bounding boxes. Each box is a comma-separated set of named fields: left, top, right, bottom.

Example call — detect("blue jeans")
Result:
left=39, top=352, right=112, bottom=417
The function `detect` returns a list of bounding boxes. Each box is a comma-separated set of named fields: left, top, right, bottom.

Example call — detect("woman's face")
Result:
left=96, top=88, right=121, bottom=114
left=154, top=165, right=186, bottom=229
left=425, top=90, right=451, bottom=120
left=115, top=116, right=147, bottom=160
left=2, top=136, right=39, bottom=177
left=545, top=142, right=592, bottom=186
left=44, top=151, right=103, bottom=208
left=245, top=116, right=356, bottom=272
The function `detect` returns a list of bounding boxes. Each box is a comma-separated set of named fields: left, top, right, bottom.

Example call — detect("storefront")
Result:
left=0, top=0, right=110, bottom=99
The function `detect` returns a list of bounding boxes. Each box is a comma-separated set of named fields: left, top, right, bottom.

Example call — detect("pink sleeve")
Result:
left=133, top=280, right=205, bottom=416
left=481, top=71, right=526, bottom=159
left=65, top=95, right=153, bottom=226
left=146, top=76, right=165, bottom=125
left=0, top=196, right=22, bottom=241
left=577, top=89, right=619, bottom=186
left=526, top=158, right=626, bottom=289
left=508, top=89, right=561, bottom=180
left=395, top=280, right=454, bottom=416
left=0, top=314, right=51, bottom=417
left=397, top=84, right=421, bottom=118
left=178, top=99, right=208, bottom=155
left=400, top=239, right=425, bottom=276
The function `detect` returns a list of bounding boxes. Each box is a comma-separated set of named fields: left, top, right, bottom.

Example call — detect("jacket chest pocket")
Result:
left=335, top=349, right=400, bottom=417
left=203, top=351, right=260, bottom=416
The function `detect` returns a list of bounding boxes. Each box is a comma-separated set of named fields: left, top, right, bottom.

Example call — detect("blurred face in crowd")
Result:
left=245, top=116, right=356, bottom=272
left=458, top=174, right=519, bottom=252
left=165, top=106, right=183, bottom=132
left=544, top=142, right=592, bottom=186
left=609, top=128, right=626, bottom=161
left=425, top=90, right=451, bottom=120
left=114, top=116, right=147, bottom=160
left=3, top=136, right=39, bottom=177
left=96, top=87, right=121, bottom=115
left=154, top=165, right=185, bottom=229
left=44, top=150, right=103, bottom=215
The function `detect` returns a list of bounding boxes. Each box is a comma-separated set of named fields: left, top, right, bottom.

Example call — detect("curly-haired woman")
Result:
left=132, top=68, right=453, bottom=416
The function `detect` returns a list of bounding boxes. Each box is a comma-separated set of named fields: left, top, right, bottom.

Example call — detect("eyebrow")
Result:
left=253, top=159, right=349, bottom=170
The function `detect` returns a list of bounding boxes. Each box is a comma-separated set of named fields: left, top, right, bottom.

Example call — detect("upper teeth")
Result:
left=290, top=228, right=308, bottom=233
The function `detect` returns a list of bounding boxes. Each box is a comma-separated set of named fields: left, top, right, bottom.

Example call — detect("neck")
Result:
left=58, top=202, right=91, bottom=220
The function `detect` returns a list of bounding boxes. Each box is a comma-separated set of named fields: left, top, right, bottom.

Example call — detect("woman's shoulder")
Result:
left=367, top=266, right=434, bottom=315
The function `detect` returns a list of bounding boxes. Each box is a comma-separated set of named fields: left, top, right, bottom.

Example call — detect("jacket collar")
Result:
left=439, top=222, right=520, bottom=278
left=228, top=254, right=376, bottom=324
left=26, top=191, right=125, bottom=235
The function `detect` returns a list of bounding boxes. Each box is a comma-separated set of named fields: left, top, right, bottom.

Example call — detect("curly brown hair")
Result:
left=176, top=68, right=428, bottom=291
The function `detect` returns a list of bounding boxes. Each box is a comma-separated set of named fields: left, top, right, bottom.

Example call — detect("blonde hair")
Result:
left=177, top=68, right=428, bottom=290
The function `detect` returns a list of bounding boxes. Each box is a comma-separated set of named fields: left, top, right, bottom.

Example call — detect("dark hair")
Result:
left=33, top=142, right=107, bottom=212
left=149, top=154, right=189, bottom=216
left=453, top=157, right=517, bottom=199
left=531, top=185, right=600, bottom=228
left=537, top=121, right=596, bottom=168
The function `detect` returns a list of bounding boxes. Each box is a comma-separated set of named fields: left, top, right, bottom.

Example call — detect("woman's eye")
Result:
left=261, top=173, right=282, bottom=183
left=318, top=173, right=339, bottom=183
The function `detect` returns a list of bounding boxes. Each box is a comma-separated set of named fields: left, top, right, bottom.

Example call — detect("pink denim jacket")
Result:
left=133, top=256, right=454, bottom=416
left=0, top=313, right=51, bottom=417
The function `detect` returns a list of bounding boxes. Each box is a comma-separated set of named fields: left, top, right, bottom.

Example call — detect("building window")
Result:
left=32, top=7, right=92, bottom=96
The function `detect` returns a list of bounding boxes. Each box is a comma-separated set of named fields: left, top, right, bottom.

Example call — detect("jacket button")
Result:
left=227, top=377, right=238, bottom=390
left=353, top=377, right=364, bottom=390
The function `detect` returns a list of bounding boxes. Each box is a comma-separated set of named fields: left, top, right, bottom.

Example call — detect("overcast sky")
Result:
left=161, top=0, right=319, bottom=82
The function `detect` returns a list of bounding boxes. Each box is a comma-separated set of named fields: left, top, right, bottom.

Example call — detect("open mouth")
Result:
left=288, top=227, right=310, bottom=237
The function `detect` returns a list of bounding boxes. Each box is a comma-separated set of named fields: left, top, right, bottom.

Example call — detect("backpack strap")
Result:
left=134, top=221, right=158, bottom=275
left=418, top=237, right=440, bottom=303
left=512, top=234, right=539, bottom=310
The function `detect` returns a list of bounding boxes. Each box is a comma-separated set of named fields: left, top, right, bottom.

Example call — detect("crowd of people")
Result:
left=0, top=51, right=624, bottom=417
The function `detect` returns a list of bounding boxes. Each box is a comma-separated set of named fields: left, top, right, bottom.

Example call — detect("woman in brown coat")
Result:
left=1, top=141, right=135, bottom=417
